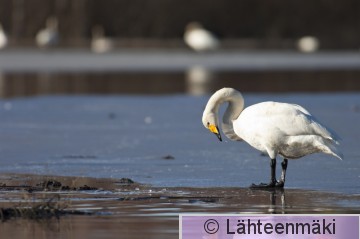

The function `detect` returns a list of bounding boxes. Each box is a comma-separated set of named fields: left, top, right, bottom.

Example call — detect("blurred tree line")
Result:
left=0, top=0, right=359, bottom=49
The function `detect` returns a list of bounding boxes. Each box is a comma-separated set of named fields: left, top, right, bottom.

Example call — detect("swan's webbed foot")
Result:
left=250, top=180, right=284, bottom=189
left=250, top=158, right=278, bottom=188
left=275, top=180, right=285, bottom=188
left=250, top=158, right=288, bottom=189
left=250, top=181, right=276, bottom=188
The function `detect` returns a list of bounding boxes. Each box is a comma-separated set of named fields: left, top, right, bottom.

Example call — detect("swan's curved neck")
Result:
left=205, top=88, right=244, bottom=140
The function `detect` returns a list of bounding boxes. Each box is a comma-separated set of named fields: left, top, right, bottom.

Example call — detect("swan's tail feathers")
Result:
left=326, top=129, right=342, bottom=145
left=304, top=112, right=342, bottom=144
left=314, top=121, right=342, bottom=145
left=306, top=114, right=342, bottom=158
left=323, top=138, right=344, bottom=160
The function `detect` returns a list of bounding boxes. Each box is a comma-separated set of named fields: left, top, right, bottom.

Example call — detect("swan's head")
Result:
left=202, top=87, right=244, bottom=142
left=202, top=112, right=222, bottom=142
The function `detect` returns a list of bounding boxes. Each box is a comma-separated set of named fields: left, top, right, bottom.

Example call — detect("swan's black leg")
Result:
left=250, top=158, right=277, bottom=188
left=276, top=159, right=288, bottom=188
left=270, top=158, right=276, bottom=185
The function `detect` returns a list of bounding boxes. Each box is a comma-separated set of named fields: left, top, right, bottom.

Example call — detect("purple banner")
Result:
left=180, top=214, right=359, bottom=239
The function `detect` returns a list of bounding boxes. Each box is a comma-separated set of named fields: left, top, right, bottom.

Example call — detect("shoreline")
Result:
left=1, top=173, right=359, bottom=215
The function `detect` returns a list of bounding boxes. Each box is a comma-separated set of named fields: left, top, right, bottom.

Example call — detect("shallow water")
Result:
left=0, top=174, right=359, bottom=239
left=0, top=93, right=359, bottom=194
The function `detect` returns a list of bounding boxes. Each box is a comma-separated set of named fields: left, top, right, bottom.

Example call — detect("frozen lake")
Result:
left=0, top=93, right=359, bottom=194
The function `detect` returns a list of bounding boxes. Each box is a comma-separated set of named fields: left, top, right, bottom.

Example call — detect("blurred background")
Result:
left=0, top=0, right=360, bottom=97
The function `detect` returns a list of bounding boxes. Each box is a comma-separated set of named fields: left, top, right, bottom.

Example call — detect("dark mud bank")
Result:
left=0, top=173, right=359, bottom=221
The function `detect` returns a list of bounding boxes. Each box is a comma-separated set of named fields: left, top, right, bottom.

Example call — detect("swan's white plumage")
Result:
left=91, top=25, right=114, bottom=53
left=202, top=88, right=343, bottom=161
left=184, top=22, right=219, bottom=52
left=0, top=23, right=7, bottom=49
left=36, top=17, right=59, bottom=48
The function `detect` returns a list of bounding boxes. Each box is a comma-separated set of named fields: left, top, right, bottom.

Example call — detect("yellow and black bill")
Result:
left=208, top=124, right=222, bottom=142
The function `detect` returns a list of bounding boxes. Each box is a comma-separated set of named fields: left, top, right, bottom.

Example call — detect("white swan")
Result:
left=297, top=36, right=319, bottom=53
left=0, top=23, right=8, bottom=49
left=91, top=25, right=114, bottom=53
left=202, top=88, right=343, bottom=188
left=184, top=22, right=219, bottom=52
left=36, top=17, right=59, bottom=48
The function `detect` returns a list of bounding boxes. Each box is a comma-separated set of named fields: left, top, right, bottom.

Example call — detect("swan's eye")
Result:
left=207, top=122, right=210, bottom=127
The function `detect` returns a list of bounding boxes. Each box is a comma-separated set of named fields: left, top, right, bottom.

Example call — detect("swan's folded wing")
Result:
left=253, top=102, right=341, bottom=144
left=301, top=112, right=341, bottom=144
left=284, top=104, right=341, bottom=144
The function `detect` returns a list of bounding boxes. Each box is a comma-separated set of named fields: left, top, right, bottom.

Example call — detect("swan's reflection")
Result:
left=186, top=65, right=215, bottom=95
left=251, top=187, right=286, bottom=214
